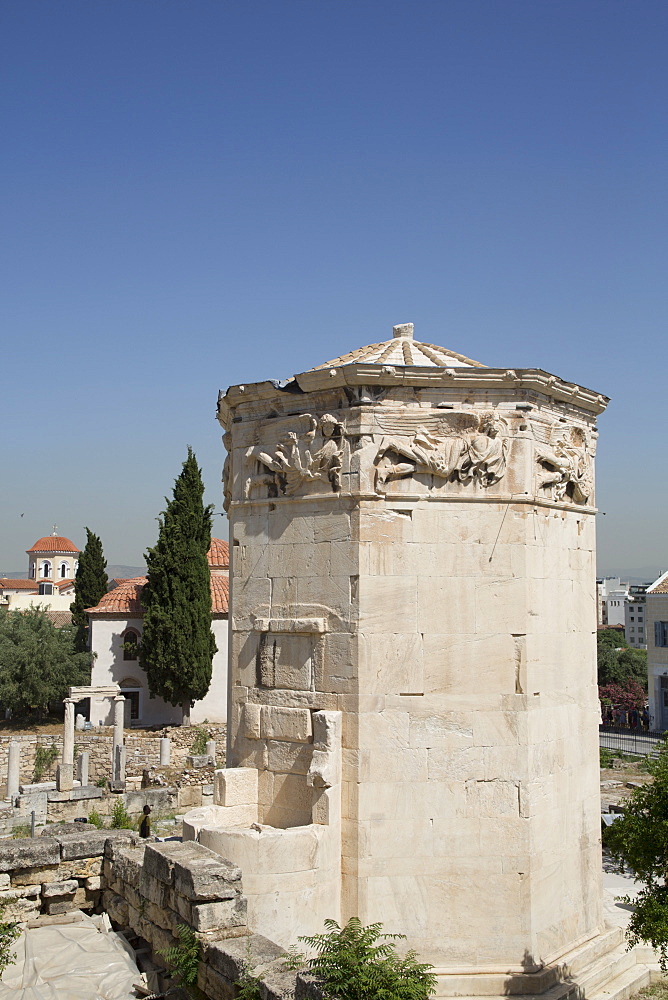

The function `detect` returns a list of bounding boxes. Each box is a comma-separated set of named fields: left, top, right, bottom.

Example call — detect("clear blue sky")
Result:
left=2, top=1, right=666, bottom=578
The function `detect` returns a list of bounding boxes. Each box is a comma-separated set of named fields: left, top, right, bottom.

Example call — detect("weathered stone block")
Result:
left=139, top=871, right=171, bottom=908
left=214, top=767, right=258, bottom=807
left=84, top=876, right=101, bottom=891
left=260, top=706, right=312, bottom=743
left=111, top=844, right=145, bottom=885
left=45, top=899, right=76, bottom=915
left=206, top=933, right=284, bottom=980
left=42, top=879, right=78, bottom=898
left=173, top=855, right=241, bottom=902
left=0, top=838, right=59, bottom=872
left=191, top=894, right=247, bottom=932
left=58, top=830, right=110, bottom=860
left=101, top=890, right=128, bottom=926
left=103, top=831, right=142, bottom=860
left=11, top=864, right=60, bottom=886
left=59, top=856, right=103, bottom=880
left=142, top=840, right=208, bottom=885
left=199, top=964, right=236, bottom=1000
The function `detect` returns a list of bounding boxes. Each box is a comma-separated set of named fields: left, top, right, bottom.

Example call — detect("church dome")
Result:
left=27, top=534, right=79, bottom=554
left=308, top=323, right=485, bottom=371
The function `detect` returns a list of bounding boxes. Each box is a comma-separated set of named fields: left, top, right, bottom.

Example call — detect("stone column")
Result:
left=112, top=695, right=125, bottom=781
left=6, top=741, right=20, bottom=801
left=56, top=698, right=75, bottom=792
left=115, top=745, right=126, bottom=783
left=206, top=739, right=216, bottom=764
left=159, top=737, right=171, bottom=766
left=76, top=751, right=89, bottom=786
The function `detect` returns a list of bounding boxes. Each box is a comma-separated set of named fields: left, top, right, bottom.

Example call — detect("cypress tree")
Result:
left=70, top=528, right=108, bottom=653
left=140, top=448, right=216, bottom=725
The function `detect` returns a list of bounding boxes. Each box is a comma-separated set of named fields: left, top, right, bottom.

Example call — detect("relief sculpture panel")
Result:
left=373, top=410, right=508, bottom=493
left=535, top=424, right=594, bottom=505
left=245, top=412, right=344, bottom=499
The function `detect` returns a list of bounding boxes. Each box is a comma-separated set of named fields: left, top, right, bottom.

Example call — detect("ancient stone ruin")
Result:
left=181, top=322, right=657, bottom=998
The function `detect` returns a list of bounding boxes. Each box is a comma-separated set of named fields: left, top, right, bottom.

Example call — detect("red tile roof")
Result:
left=27, top=536, right=79, bottom=554
left=0, top=579, right=39, bottom=591
left=87, top=578, right=147, bottom=615
left=210, top=576, right=229, bottom=614
left=55, top=579, right=75, bottom=591
left=87, top=574, right=229, bottom=615
left=208, top=538, right=229, bottom=568
left=45, top=611, right=73, bottom=628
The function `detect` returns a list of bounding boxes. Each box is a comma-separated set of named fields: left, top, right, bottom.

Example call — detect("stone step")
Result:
left=434, top=928, right=626, bottom=997
left=587, top=961, right=652, bottom=1000
left=575, top=945, right=638, bottom=995
left=555, top=927, right=626, bottom=981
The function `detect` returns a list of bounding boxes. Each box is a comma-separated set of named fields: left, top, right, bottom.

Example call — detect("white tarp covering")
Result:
left=0, top=912, right=143, bottom=1000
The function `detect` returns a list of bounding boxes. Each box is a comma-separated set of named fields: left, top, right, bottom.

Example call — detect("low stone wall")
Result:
left=0, top=724, right=227, bottom=786
left=0, top=823, right=311, bottom=1000
left=0, top=825, right=137, bottom=921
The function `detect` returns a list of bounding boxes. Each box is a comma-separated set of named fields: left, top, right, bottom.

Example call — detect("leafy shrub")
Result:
left=160, top=923, right=200, bottom=987
left=600, top=749, right=617, bottom=768
left=189, top=728, right=209, bottom=756
left=110, top=800, right=133, bottom=829
left=33, top=744, right=59, bottom=782
left=87, top=809, right=105, bottom=829
left=605, top=737, right=668, bottom=968
left=297, top=918, right=436, bottom=1000
left=0, top=900, right=19, bottom=974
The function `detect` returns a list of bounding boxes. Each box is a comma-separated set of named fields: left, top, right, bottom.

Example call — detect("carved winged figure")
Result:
left=245, top=413, right=343, bottom=498
left=536, top=426, right=593, bottom=504
left=374, top=410, right=507, bottom=491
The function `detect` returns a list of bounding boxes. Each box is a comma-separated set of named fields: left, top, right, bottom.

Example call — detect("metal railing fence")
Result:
left=599, top=724, right=666, bottom=756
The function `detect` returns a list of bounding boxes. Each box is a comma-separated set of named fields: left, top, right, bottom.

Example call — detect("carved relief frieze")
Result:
left=244, top=412, right=345, bottom=499
left=535, top=424, right=594, bottom=505
left=373, top=410, right=509, bottom=493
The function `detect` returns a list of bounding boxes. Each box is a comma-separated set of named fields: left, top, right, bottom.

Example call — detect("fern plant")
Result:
left=160, top=924, right=201, bottom=988
left=298, top=918, right=437, bottom=1000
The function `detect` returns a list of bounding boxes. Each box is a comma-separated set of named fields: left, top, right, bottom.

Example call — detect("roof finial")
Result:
left=392, top=323, right=414, bottom=340
left=51, top=525, right=58, bottom=536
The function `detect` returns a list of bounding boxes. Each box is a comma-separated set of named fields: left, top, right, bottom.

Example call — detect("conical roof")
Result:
left=309, top=324, right=485, bottom=371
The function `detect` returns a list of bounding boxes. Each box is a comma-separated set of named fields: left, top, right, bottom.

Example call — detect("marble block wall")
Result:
left=218, top=330, right=608, bottom=977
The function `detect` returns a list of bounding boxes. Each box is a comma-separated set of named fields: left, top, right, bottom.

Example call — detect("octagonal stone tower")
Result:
left=216, top=324, right=608, bottom=989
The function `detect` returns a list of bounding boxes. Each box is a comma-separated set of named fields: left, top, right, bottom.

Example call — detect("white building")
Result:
left=87, top=538, right=229, bottom=727
left=0, top=531, right=78, bottom=615
left=597, top=576, right=629, bottom=627
left=647, top=571, right=668, bottom=730
left=624, top=585, right=648, bottom=649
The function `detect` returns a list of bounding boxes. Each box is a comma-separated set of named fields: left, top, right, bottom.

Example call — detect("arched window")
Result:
left=59, top=562, right=68, bottom=579
left=41, top=561, right=51, bottom=578
left=122, top=629, right=140, bottom=661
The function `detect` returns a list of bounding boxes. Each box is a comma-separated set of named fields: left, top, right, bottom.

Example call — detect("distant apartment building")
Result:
left=646, top=571, right=668, bottom=730
left=625, top=585, right=648, bottom=649
left=597, top=576, right=630, bottom=627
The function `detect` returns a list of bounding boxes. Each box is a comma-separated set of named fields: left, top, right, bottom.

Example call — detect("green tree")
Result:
left=296, top=918, right=437, bottom=1000
left=0, top=608, right=90, bottom=718
left=605, top=738, right=668, bottom=968
left=140, top=448, right=216, bottom=726
left=70, top=528, right=108, bottom=653
left=597, top=630, right=647, bottom=691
